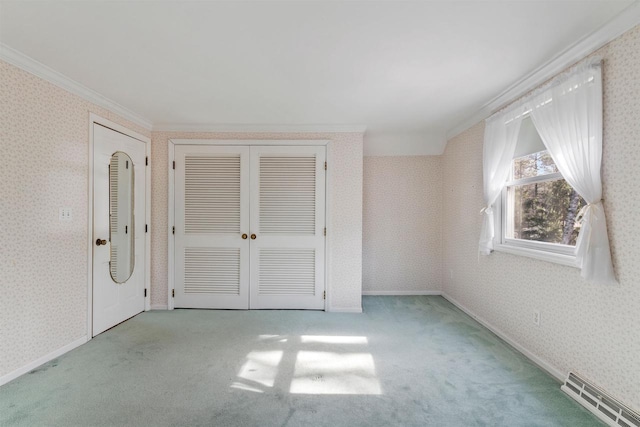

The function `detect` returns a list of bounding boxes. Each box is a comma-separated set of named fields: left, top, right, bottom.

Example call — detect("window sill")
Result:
left=493, top=243, right=578, bottom=268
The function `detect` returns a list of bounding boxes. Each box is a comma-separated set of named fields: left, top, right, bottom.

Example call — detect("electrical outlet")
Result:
left=533, top=310, right=541, bottom=326
left=59, top=207, right=72, bottom=221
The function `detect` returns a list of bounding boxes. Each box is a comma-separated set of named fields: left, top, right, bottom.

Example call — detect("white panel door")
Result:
left=174, top=145, right=250, bottom=309
left=93, top=124, right=146, bottom=336
left=249, top=146, right=326, bottom=309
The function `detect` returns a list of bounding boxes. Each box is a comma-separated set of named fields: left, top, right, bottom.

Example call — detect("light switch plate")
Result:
left=59, top=207, right=72, bottom=221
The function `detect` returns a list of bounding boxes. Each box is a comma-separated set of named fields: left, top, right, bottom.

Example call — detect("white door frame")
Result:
left=167, top=139, right=332, bottom=311
left=88, top=114, right=151, bottom=340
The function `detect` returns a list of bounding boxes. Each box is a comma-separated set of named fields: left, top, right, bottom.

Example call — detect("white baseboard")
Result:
left=329, top=307, right=363, bottom=313
left=0, top=335, right=88, bottom=387
left=441, top=293, right=565, bottom=382
left=362, top=290, right=442, bottom=296
left=150, top=304, right=168, bottom=310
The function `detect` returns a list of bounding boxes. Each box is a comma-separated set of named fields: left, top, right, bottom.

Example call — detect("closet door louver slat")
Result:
left=174, top=146, right=250, bottom=309
left=259, top=249, right=315, bottom=295
left=184, top=248, right=240, bottom=294
left=175, top=145, right=324, bottom=310
left=259, top=156, right=316, bottom=235
left=184, top=156, right=241, bottom=234
left=250, top=146, right=326, bottom=310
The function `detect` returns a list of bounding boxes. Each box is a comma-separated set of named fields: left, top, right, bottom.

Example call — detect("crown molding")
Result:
left=0, top=43, right=363, bottom=135
left=0, top=43, right=153, bottom=130
left=152, top=123, right=367, bottom=133
left=446, top=1, right=640, bottom=141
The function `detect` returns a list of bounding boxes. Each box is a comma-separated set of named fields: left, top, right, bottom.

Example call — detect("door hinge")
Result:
left=172, top=161, right=175, bottom=170
left=144, top=288, right=147, bottom=297
left=172, top=226, right=175, bottom=235
left=324, top=161, right=327, bottom=170
left=146, top=156, right=148, bottom=166
left=323, top=291, right=326, bottom=300
left=145, top=224, right=148, bottom=233
left=323, top=227, right=326, bottom=236
left=172, top=289, right=175, bottom=298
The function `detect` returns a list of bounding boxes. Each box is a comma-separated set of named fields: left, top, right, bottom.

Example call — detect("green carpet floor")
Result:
left=0, top=296, right=601, bottom=426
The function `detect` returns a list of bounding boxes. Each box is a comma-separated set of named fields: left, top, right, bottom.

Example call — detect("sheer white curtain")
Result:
left=529, top=59, right=617, bottom=285
left=479, top=106, right=526, bottom=255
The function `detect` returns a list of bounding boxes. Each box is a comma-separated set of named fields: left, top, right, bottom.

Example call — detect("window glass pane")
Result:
left=514, top=116, right=546, bottom=158
left=509, top=178, right=586, bottom=245
left=513, top=150, right=559, bottom=180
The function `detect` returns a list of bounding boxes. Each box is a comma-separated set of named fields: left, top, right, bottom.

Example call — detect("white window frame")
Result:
left=493, top=153, right=579, bottom=268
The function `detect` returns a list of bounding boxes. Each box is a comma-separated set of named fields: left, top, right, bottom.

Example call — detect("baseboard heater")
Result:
left=562, top=372, right=639, bottom=427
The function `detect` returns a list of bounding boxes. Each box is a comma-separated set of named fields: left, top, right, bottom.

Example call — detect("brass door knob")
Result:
left=242, top=233, right=248, bottom=240
left=96, top=239, right=107, bottom=246
left=250, top=234, right=257, bottom=240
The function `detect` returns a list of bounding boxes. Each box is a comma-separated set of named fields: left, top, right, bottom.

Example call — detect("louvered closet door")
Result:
left=249, top=146, right=326, bottom=309
left=174, top=146, right=250, bottom=309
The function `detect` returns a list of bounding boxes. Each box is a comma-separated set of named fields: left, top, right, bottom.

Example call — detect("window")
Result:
left=495, top=117, right=585, bottom=265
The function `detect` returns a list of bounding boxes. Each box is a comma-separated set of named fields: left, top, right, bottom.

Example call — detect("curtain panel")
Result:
left=481, top=57, right=617, bottom=285
left=529, top=60, right=617, bottom=285
left=479, top=106, right=526, bottom=255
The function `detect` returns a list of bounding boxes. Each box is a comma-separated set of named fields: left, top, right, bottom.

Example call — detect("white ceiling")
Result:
left=0, top=1, right=636, bottom=154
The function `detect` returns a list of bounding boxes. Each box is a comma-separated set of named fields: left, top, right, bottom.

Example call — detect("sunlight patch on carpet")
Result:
left=290, top=351, right=382, bottom=395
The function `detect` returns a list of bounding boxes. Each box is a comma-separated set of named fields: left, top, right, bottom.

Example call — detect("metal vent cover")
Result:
left=562, top=372, right=639, bottom=427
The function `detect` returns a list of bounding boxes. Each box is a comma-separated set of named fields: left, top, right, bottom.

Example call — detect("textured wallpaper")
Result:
left=0, top=60, right=150, bottom=379
left=442, top=25, right=640, bottom=409
left=363, top=156, right=442, bottom=293
left=150, top=132, right=364, bottom=312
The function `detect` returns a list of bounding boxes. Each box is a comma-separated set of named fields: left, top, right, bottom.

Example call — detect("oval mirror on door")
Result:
left=109, top=151, right=135, bottom=283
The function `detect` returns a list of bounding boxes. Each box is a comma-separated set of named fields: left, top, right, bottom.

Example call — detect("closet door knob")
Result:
left=250, top=234, right=257, bottom=240
left=96, top=239, right=107, bottom=246
left=242, top=234, right=248, bottom=240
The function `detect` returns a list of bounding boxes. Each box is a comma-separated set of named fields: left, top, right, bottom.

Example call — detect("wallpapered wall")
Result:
left=363, top=156, right=442, bottom=293
left=150, top=132, right=364, bottom=312
left=442, top=25, right=640, bottom=409
left=0, top=60, right=150, bottom=379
